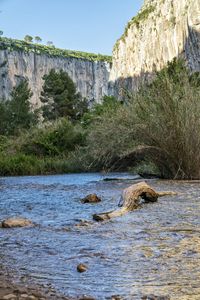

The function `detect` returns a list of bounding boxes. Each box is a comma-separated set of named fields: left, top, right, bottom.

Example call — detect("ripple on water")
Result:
left=0, top=174, right=200, bottom=299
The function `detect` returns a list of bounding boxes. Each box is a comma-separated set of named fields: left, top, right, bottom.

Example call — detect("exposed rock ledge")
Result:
left=109, top=0, right=200, bottom=95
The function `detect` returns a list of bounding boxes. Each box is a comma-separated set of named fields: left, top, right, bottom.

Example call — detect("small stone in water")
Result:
left=77, top=263, right=88, bottom=273
left=81, top=194, right=101, bottom=204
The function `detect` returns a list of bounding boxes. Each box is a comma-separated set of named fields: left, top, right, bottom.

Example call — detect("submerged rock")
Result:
left=79, top=296, right=96, bottom=300
left=78, top=295, right=96, bottom=300
left=1, top=218, right=33, bottom=228
left=110, top=295, right=123, bottom=300
left=75, top=220, right=93, bottom=227
left=141, top=295, right=170, bottom=300
left=81, top=194, right=101, bottom=204
left=77, top=263, right=88, bottom=273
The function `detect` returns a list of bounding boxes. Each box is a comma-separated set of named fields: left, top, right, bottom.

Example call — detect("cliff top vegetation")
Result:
left=0, top=37, right=112, bottom=63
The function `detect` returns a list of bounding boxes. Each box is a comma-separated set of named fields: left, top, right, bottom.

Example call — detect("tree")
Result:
left=40, top=69, right=88, bottom=121
left=7, top=79, right=38, bottom=134
left=0, top=100, right=9, bottom=135
left=35, top=36, right=42, bottom=43
left=24, top=35, right=33, bottom=43
left=47, top=41, right=54, bottom=47
left=0, top=30, right=3, bottom=37
left=82, top=95, right=122, bottom=128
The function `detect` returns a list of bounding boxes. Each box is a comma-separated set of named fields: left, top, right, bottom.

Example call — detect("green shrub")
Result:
left=20, top=118, right=86, bottom=157
left=0, top=153, right=82, bottom=176
left=82, top=95, right=121, bottom=127
left=87, top=59, right=200, bottom=179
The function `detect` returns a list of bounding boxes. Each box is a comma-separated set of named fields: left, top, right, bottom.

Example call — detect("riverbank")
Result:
left=0, top=275, right=71, bottom=300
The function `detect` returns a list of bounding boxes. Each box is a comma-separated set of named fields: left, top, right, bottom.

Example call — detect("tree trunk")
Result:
left=93, top=181, right=177, bottom=221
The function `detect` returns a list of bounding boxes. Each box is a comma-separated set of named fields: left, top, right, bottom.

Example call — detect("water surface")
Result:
left=0, top=173, right=200, bottom=299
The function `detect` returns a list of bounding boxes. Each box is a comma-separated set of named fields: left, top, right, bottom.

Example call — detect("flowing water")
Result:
left=0, top=173, right=200, bottom=299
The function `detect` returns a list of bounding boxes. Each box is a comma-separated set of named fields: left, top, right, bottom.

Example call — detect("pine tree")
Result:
left=8, top=79, right=38, bottom=134
left=40, top=69, right=88, bottom=121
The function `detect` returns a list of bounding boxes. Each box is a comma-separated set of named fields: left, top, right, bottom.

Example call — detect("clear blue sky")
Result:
left=0, top=0, right=144, bottom=55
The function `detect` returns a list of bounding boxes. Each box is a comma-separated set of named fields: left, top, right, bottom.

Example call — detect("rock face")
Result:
left=0, top=50, right=111, bottom=106
left=1, top=0, right=199, bottom=105
left=109, top=0, right=200, bottom=95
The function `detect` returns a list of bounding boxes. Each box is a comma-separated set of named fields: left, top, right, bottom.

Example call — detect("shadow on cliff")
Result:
left=107, top=26, right=200, bottom=173
left=109, top=26, right=200, bottom=98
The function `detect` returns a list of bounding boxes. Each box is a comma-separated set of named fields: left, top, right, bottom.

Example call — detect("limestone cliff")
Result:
left=0, top=45, right=111, bottom=106
left=110, top=0, right=200, bottom=94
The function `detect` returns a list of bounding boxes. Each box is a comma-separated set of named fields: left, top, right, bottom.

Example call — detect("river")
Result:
left=0, top=173, right=200, bottom=299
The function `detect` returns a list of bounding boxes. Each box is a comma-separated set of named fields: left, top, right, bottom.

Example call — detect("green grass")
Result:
left=0, top=153, right=83, bottom=176
left=0, top=37, right=112, bottom=63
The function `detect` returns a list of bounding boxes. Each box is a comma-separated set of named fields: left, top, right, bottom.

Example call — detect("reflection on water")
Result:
left=0, top=173, right=200, bottom=299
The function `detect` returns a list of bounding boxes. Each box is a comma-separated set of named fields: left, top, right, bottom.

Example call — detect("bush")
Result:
left=0, top=116, right=89, bottom=176
left=82, top=95, right=122, bottom=128
left=20, top=118, right=86, bottom=157
left=87, top=59, right=200, bottom=179
left=0, top=153, right=82, bottom=176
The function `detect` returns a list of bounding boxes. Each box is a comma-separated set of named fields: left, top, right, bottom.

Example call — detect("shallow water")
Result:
left=0, top=173, right=200, bottom=299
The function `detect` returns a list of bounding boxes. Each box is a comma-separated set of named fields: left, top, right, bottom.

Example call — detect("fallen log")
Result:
left=93, top=181, right=177, bottom=221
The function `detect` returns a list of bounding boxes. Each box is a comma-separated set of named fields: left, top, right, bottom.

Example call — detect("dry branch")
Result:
left=93, top=181, right=177, bottom=221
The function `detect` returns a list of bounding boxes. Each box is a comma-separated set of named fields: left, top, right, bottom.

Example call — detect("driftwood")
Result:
left=93, top=181, right=177, bottom=221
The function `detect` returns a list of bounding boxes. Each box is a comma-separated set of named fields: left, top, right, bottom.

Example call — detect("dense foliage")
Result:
left=0, top=118, right=87, bottom=176
left=0, top=59, right=200, bottom=179
left=40, top=69, right=88, bottom=121
left=87, top=59, right=200, bottom=179
left=0, top=80, right=38, bottom=135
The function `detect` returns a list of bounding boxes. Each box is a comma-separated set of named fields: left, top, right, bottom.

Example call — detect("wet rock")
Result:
left=77, top=263, right=88, bottom=273
left=79, top=296, right=96, bottom=300
left=1, top=218, right=33, bottom=228
left=75, top=220, right=93, bottom=227
left=81, top=194, right=101, bottom=204
left=110, top=295, right=123, bottom=300
left=3, top=294, right=17, bottom=300
left=141, top=295, right=170, bottom=300
left=19, top=294, right=29, bottom=299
